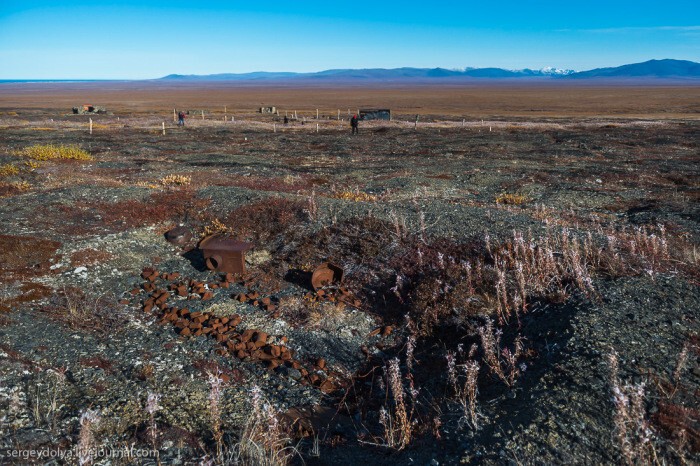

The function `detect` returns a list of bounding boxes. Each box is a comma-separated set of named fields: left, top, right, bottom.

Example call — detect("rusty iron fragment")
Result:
left=165, top=226, right=192, bottom=246
left=199, top=235, right=253, bottom=274
left=311, top=262, right=344, bottom=290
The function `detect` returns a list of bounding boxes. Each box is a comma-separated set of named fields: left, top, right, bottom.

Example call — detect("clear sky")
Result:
left=1, top=0, right=698, bottom=79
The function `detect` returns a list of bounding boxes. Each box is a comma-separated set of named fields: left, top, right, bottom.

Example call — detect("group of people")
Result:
left=174, top=110, right=361, bottom=134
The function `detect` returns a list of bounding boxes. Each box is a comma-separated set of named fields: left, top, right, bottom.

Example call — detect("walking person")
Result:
left=350, top=114, right=359, bottom=134
left=178, top=111, right=185, bottom=126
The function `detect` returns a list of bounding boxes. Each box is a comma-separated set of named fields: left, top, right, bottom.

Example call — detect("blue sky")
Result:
left=1, top=0, right=698, bottom=79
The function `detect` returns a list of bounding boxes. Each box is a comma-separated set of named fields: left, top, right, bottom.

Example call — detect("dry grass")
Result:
left=228, top=385, right=298, bottom=466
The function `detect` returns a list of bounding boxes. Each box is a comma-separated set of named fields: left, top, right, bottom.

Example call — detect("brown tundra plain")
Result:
left=0, top=82, right=699, bottom=465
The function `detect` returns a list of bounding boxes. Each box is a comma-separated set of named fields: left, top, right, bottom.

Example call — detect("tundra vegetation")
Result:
left=0, top=86, right=698, bottom=465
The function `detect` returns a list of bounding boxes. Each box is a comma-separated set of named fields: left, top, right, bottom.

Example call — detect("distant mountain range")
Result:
left=160, top=59, right=700, bottom=82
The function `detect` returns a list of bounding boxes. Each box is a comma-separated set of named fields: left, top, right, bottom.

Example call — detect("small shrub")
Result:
left=43, top=287, right=127, bottom=335
left=224, top=198, right=307, bottom=244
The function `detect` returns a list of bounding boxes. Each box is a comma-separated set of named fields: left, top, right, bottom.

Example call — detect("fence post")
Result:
left=162, top=122, right=165, bottom=135
left=89, top=118, right=93, bottom=134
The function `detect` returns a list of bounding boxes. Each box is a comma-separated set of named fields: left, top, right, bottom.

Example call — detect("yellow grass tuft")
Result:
left=12, top=181, right=31, bottom=192
left=0, top=164, right=20, bottom=177
left=332, top=189, right=378, bottom=202
left=24, top=161, right=41, bottom=170
left=496, top=193, right=528, bottom=205
left=202, top=219, right=229, bottom=238
left=159, top=174, right=192, bottom=187
left=134, top=181, right=160, bottom=189
left=15, top=144, right=93, bottom=161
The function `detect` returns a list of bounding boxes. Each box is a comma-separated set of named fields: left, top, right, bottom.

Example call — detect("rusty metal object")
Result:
left=311, top=262, right=344, bottom=290
left=165, top=226, right=192, bottom=246
left=199, top=236, right=253, bottom=274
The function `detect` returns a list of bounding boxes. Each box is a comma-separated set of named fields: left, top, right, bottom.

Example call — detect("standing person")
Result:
left=350, top=114, right=359, bottom=134
left=178, top=111, right=185, bottom=126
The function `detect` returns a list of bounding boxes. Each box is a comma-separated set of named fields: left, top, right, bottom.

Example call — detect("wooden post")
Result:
left=273, top=123, right=276, bottom=133
left=489, top=126, right=492, bottom=132
left=462, top=119, right=465, bottom=127
left=232, top=116, right=235, bottom=122
left=414, top=120, right=417, bottom=130
left=316, top=109, right=319, bottom=119
left=89, top=118, right=93, bottom=135
left=162, top=122, right=165, bottom=135
left=294, top=110, right=297, bottom=120
left=337, top=109, right=340, bottom=120
left=173, top=108, right=176, bottom=122
left=224, top=106, right=227, bottom=113
left=201, top=110, right=205, bottom=120
left=316, top=123, right=319, bottom=133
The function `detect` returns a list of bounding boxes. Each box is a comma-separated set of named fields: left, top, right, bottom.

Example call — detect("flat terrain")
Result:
left=2, top=81, right=700, bottom=119
left=0, top=83, right=698, bottom=465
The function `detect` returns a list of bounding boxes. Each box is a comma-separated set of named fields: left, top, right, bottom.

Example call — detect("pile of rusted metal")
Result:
left=127, top=266, right=339, bottom=393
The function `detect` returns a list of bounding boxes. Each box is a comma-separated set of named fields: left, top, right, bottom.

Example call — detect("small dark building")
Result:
left=359, top=109, right=391, bottom=121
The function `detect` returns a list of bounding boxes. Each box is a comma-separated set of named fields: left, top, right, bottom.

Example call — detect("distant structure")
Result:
left=72, top=104, right=107, bottom=114
left=259, top=106, right=276, bottom=114
left=359, top=109, right=391, bottom=121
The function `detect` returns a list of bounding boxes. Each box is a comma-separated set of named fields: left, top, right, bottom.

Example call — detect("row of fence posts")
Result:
left=86, top=109, right=494, bottom=134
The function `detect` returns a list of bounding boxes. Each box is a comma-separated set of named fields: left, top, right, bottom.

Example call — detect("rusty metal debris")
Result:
left=165, top=226, right=192, bottom=246
left=311, top=262, right=344, bottom=290
left=72, top=104, right=107, bottom=114
left=199, top=235, right=253, bottom=274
